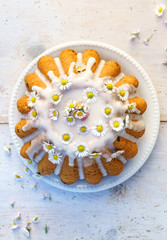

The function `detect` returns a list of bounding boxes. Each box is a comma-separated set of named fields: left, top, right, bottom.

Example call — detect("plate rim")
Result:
left=9, top=40, right=160, bottom=193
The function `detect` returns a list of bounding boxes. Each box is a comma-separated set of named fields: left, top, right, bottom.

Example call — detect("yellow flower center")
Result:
left=34, top=217, right=38, bottom=221
left=32, top=111, right=37, bottom=117
left=106, top=83, right=113, bottom=90
left=53, top=155, right=58, bottom=160
left=80, top=126, right=86, bottom=132
left=158, top=7, right=163, bottom=13
left=69, top=103, right=74, bottom=108
left=120, top=90, right=125, bottom=97
left=61, top=79, right=67, bottom=85
left=128, top=105, right=134, bottom=110
left=46, top=144, right=52, bottom=150
left=63, top=134, right=70, bottom=141
left=67, top=116, right=73, bottom=122
left=77, top=66, right=82, bottom=71
left=92, top=153, right=99, bottom=158
left=31, top=97, right=36, bottom=103
left=76, top=103, right=82, bottom=108
left=87, top=92, right=94, bottom=99
left=77, top=111, right=83, bottom=117
left=25, top=168, right=29, bottom=172
left=113, top=121, right=120, bottom=128
left=105, top=108, right=111, bottom=115
left=16, top=175, right=20, bottom=179
left=52, top=94, right=59, bottom=101
left=27, top=160, right=32, bottom=164
left=78, top=145, right=85, bottom=152
left=53, top=111, right=57, bottom=116
left=96, top=125, right=103, bottom=132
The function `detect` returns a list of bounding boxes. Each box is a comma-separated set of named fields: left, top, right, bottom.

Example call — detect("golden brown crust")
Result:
left=15, top=119, right=37, bottom=139
left=125, top=120, right=145, bottom=138
left=59, top=49, right=77, bottom=75
left=83, top=158, right=103, bottom=185
left=99, top=61, right=121, bottom=78
left=59, top=156, right=79, bottom=184
left=17, top=95, right=31, bottom=114
left=101, top=156, right=124, bottom=176
left=20, top=141, right=31, bottom=159
left=38, top=153, right=57, bottom=175
left=113, top=137, right=138, bottom=160
left=25, top=73, right=46, bottom=92
left=114, top=75, right=139, bottom=88
left=82, top=49, right=100, bottom=73
left=128, top=97, right=147, bottom=115
left=38, top=56, right=60, bottom=81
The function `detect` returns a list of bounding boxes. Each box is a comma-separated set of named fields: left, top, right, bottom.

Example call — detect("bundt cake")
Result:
left=15, top=48, right=147, bottom=185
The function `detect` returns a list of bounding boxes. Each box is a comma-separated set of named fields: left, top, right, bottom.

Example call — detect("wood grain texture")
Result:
left=0, top=0, right=166, bottom=239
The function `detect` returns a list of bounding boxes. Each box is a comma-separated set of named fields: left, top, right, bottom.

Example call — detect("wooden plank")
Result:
left=0, top=122, right=166, bottom=239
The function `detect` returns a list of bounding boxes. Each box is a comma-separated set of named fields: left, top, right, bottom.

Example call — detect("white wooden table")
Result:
left=1, top=0, right=167, bottom=239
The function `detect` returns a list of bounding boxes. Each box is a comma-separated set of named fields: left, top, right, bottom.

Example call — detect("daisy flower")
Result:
left=117, top=86, right=129, bottom=101
left=104, top=105, right=114, bottom=118
left=77, top=124, right=89, bottom=135
left=111, top=150, right=124, bottom=158
left=43, top=142, right=55, bottom=153
left=57, top=75, right=72, bottom=90
left=103, top=80, right=115, bottom=94
left=61, top=132, right=73, bottom=144
left=48, top=151, right=62, bottom=164
left=32, top=217, right=39, bottom=224
left=74, top=110, right=85, bottom=119
left=66, top=115, right=76, bottom=126
left=154, top=4, right=165, bottom=17
left=29, top=109, right=38, bottom=121
left=91, top=121, right=108, bottom=137
left=49, top=108, right=59, bottom=121
left=51, top=92, right=62, bottom=105
left=65, top=100, right=76, bottom=112
left=127, top=102, right=140, bottom=114
left=110, top=118, right=124, bottom=131
left=28, top=91, right=39, bottom=107
left=73, top=143, right=89, bottom=157
left=75, top=101, right=84, bottom=109
left=90, top=152, right=102, bottom=159
left=83, top=87, right=97, bottom=103
left=76, top=63, right=86, bottom=72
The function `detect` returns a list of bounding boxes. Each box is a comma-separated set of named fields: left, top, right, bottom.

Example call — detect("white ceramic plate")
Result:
left=9, top=41, right=160, bottom=192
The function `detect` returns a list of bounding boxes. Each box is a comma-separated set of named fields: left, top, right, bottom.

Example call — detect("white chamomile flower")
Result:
left=74, top=110, right=85, bottom=119
left=75, top=101, right=84, bottom=109
left=32, top=217, right=39, bottom=224
left=43, top=142, right=55, bottom=153
left=15, top=173, right=22, bottom=181
left=83, top=87, right=97, bottom=103
left=110, top=118, right=124, bottom=131
left=28, top=91, right=39, bottom=107
left=73, top=143, right=89, bottom=157
left=104, top=80, right=116, bottom=94
left=90, top=152, right=102, bottom=159
left=11, top=222, right=20, bottom=231
left=22, top=227, right=30, bottom=238
left=65, top=100, right=76, bottom=112
left=111, top=150, right=124, bottom=158
left=124, top=115, right=130, bottom=128
left=104, top=105, right=114, bottom=118
left=49, top=108, right=59, bottom=120
left=77, top=124, right=89, bottom=135
left=91, top=121, right=108, bottom=137
left=154, top=4, right=165, bottom=17
left=48, top=151, right=62, bottom=164
left=66, top=115, right=76, bottom=126
left=61, top=132, right=73, bottom=144
left=57, top=75, right=72, bottom=90
left=51, top=92, right=62, bottom=105
left=127, top=102, right=140, bottom=114
left=117, top=86, right=129, bottom=101
left=29, top=109, right=38, bottom=121
left=76, top=63, right=86, bottom=72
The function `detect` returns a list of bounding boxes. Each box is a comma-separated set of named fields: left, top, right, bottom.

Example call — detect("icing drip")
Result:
left=95, top=158, right=107, bottom=176
left=77, top=158, right=84, bottom=179
left=117, top=155, right=127, bottom=164
left=35, top=69, right=50, bottom=87
left=34, top=150, right=46, bottom=163
left=22, top=120, right=34, bottom=132
left=54, top=58, right=65, bottom=75
left=94, top=60, right=105, bottom=79
left=54, top=155, right=64, bottom=175
left=26, top=132, right=46, bottom=159
left=76, top=53, right=82, bottom=66
left=128, top=119, right=145, bottom=131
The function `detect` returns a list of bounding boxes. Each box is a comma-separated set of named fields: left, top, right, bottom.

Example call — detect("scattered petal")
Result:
left=10, top=200, right=15, bottom=208
left=22, top=227, right=30, bottom=238
left=163, top=20, right=167, bottom=27
left=11, top=221, right=20, bottom=231
left=15, top=212, right=21, bottom=220
left=162, top=58, right=167, bottom=65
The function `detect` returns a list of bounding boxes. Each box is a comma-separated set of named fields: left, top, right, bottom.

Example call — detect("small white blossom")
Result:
left=117, top=86, right=129, bottom=101
left=91, top=121, right=108, bottom=137
left=57, top=75, right=72, bottom=90
left=48, top=151, right=62, bottom=164
left=49, top=108, right=59, bottom=121
left=51, top=92, right=63, bottom=105
left=43, top=142, right=55, bottom=153
left=73, top=143, right=89, bottom=157
left=111, top=150, right=125, bottom=158
left=83, top=87, right=97, bottom=103
left=110, top=118, right=124, bottom=131
left=77, top=124, right=89, bottom=135
left=154, top=4, right=165, bottom=17
left=76, top=63, right=86, bottom=72
left=28, top=91, right=39, bottom=107
left=32, top=217, right=39, bottom=224
left=61, top=132, right=73, bottom=144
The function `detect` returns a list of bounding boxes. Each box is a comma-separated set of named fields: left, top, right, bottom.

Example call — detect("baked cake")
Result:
left=15, top=49, right=147, bottom=185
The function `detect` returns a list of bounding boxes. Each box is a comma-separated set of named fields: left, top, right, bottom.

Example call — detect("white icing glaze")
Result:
left=95, top=158, right=107, bottom=176
left=117, top=155, right=127, bottom=164
left=22, top=120, right=33, bottom=132
left=54, top=57, right=65, bottom=75
left=35, top=69, right=50, bottom=87
left=77, top=158, right=84, bottom=179
left=128, top=119, right=145, bottom=131
left=76, top=53, right=82, bottom=66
